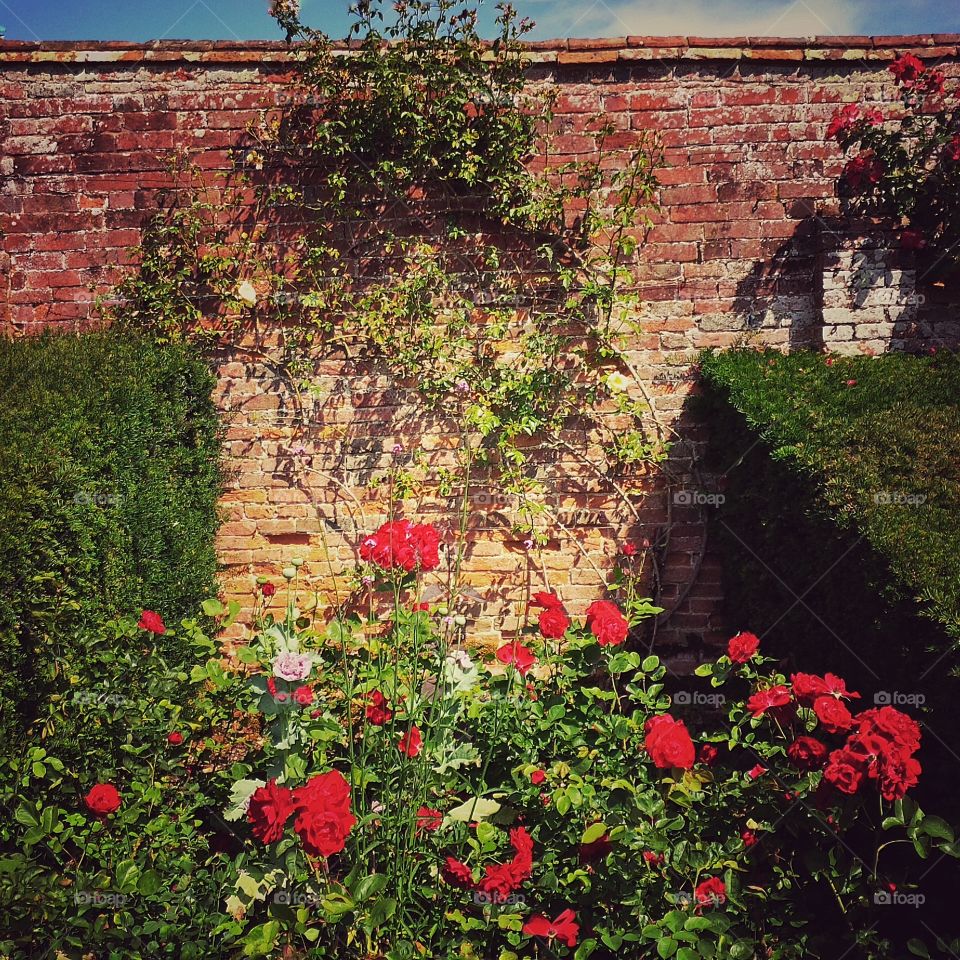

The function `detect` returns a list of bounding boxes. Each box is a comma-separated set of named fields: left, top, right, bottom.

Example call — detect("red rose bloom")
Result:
left=137, top=610, right=166, bottom=635
left=443, top=857, right=475, bottom=888
left=538, top=605, right=571, bottom=640
left=875, top=749, right=921, bottom=801
left=857, top=707, right=921, bottom=753
left=844, top=152, right=885, bottom=192
left=741, top=829, right=758, bottom=847
left=643, top=850, right=665, bottom=865
left=530, top=769, right=546, bottom=785
left=824, top=747, right=867, bottom=795
left=398, top=725, right=423, bottom=757
left=695, top=877, right=727, bottom=910
left=496, top=641, right=536, bottom=676
left=359, top=520, right=441, bottom=573
left=788, top=736, right=828, bottom=770
left=260, top=582, right=277, bottom=598
left=292, top=770, right=355, bottom=858
left=622, top=542, right=637, bottom=556
left=826, top=103, right=861, bottom=140
left=644, top=714, right=696, bottom=770
left=366, top=690, right=392, bottom=725
left=415, top=805, right=443, bottom=833
left=889, top=53, right=925, bottom=88
left=791, top=672, right=859, bottom=705
left=167, top=731, right=184, bottom=746
left=294, top=685, right=314, bottom=707
left=813, top=695, right=854, bottom=734
left=248, top=778, right=296, bottom=844
left=747, top=685, right=792, bottom=717
left=84, top=783, right=121, bottom=816
left=585, top=599, right=628, bottom=647
left=478, top=826, right=534, bottom=901
left=727, top=631, right=759, bottom=663
left=748, top=764, right=767, bottom=780
left=523, top=909, right=579, bottom=948
left=698, top=743, right=719, bottom=766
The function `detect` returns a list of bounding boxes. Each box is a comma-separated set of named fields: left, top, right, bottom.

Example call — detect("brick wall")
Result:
left=2, top=36, right=959, bottom=655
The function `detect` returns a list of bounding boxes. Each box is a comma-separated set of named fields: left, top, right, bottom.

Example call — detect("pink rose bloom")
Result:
left=272, top=651, right=313, bottom=682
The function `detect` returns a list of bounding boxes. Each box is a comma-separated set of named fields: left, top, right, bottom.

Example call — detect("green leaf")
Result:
left=202, top=598, right=225, bottom=617
left=921, top=816, right=954, bottom=842
left=642, top=656, right=661, bottom=672
left=907, top=939, right=931, bottom=958
left=138, top=870, right=163, bottom=896
left=446, top=797, right=501, bottom=822
left=14, top=805, right=39, bottom=828
left=365, top=897, right=397, bottom=930
left=353, top=874, right=389, bottom=902
left=115, top=859, right=140, bottom=893
left=581, top=822, right=607, bottom=845
left=657, top=938, right=678, bottom=959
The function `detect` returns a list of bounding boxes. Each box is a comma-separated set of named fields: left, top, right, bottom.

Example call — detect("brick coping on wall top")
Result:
left=0, top=35, right=958, bottom=66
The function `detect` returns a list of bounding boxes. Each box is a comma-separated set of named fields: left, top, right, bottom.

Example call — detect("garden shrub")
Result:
left=699, top=348, right=960, bottom=648
left=0, top=332, right=223, bottom=745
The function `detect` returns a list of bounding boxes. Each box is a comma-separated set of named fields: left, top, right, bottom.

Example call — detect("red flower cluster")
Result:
left=444, top=826, right=534, bottom=903
left=585, top=599, right=628, bottom=647
left=359, top=520, right=441, bottom=573
left=248, top=779, right=297, bottom=844
left=844, top=152, right=885, bottom=192
left=746, top=685, right=793, bottom=718
left=644, top=714, right=695, bottom=770
left=694, top=876, right=726, bottom=911
left=727, top=631, right=759, bottom=663
left=496, top=640, right=536, bottom=676
left=523, top=909, right=579, bottom=948
left=249, top=771, right=356, bottom=858
left=824, top=706, right=921, bottom=801
left=890, top=53, right=945, bottom=95
left=826, top=103, right=882, bottom=141
left=531, top=591, right=570, bottom=640
left=416, top=806, right=442, bottom=833
left=366, top=690, right=392, bottom=725
left=788, top=735, right=828, bottom=770
left=293, top=770, right=356, bottom=857
left=398, top=725, right=423, bottom=757
left=84, top=783, right=121, bottom=816
left=137, top=610, right=166, bottom=635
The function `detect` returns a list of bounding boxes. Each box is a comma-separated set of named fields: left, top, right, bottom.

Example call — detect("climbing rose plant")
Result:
left=827, top=52, right=960, bottom=269
left=180, top=522, right=959, bottom=960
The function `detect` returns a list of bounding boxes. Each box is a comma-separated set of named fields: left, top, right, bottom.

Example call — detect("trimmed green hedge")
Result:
left=0, top=333, right=223, bottom=742
left=700, top=348, right=960, bottom=646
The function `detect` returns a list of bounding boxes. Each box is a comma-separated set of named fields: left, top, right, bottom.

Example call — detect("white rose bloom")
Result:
left=237, top=280, right=258, bottom=306
left=606, top=371, right=630, bottom=393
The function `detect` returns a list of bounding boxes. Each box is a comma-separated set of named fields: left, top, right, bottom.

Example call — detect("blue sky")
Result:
left=1, top=0, right=959, bottom=43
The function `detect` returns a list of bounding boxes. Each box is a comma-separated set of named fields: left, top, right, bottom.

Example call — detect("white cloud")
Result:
left=523, top=0, right=866, bottom=39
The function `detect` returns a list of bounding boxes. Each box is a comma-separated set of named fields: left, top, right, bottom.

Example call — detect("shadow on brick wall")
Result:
left=734, top=214, right=960, bottom=354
